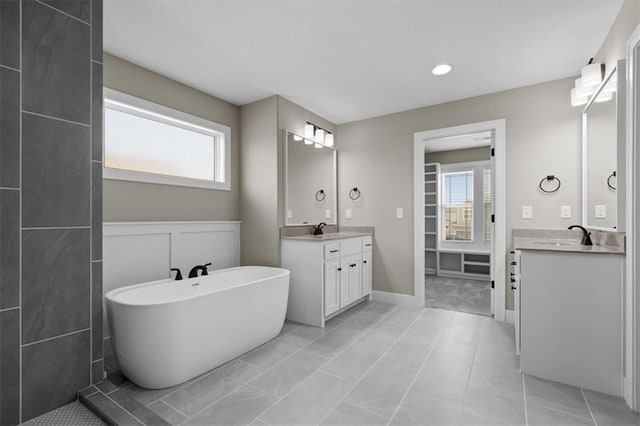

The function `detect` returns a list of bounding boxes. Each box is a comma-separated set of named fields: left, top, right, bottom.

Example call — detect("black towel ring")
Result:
left=539, top=175, right=561, bottom=193
left=607, top=171, right=617, bottom=190
left=315, top=189, right=326, bottom=202
left=349, top=187, right=361, bottom=200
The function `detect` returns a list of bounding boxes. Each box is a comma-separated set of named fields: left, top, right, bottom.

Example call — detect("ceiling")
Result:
left=425, top=131, right=493, bottom=153
left=104, top=0, right=623, bottom=125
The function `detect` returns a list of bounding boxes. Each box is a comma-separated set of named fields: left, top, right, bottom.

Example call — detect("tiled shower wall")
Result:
left=0, top=0, right=103, bottom=423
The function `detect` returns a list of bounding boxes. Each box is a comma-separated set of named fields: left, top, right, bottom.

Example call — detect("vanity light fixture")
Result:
left=305, top=122, right=334, bottom=148
left=325, top=133, right=334, bottom=147
left=581, top=59, right=603, bottom=88
left=314, top=143, right=323, bottom=149
left=315, top=128, right=326, bottom=143
left=571, top=88, right=588, bottom=107
left=575, top=78, right=593, bottom=98
left=432, top=64, right=452, bottom=75
left=304, top=123, right=315, bottom=139
left=594, top=90, right=614, bottom=103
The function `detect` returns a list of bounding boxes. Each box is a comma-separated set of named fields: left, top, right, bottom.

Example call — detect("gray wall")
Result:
left=0, top=0, right=103, bottom=423
left=103, top=53, right=241, bottom=221
left=338, top=77, right=582, bottom=304
left=240, top=95, right=336, bottom=266
left=426, top=146, right=491, bottom=165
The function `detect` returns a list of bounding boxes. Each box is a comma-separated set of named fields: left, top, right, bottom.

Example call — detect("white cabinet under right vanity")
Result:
left=281, top=233, right=372, bottom=327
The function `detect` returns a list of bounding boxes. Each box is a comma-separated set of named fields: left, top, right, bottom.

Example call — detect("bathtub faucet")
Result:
left=170, top=268, right=183, bottom=280
left=188, top=263, right=212, bottom=278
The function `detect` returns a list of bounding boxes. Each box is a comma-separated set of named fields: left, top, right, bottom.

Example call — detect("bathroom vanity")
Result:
left=281, top=233, right=372, bottom=327
left=512, top=231, right=625, bottom=396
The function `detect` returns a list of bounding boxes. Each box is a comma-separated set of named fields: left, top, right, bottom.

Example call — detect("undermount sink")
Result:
left=530, top=240, right=576, bottom=247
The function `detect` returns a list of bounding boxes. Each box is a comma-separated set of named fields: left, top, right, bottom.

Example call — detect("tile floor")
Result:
left=22, top=401, right=105, bottom=425
left=85, top=301, right=640, bottom=425
left=425, top=275, right=491, bottom=316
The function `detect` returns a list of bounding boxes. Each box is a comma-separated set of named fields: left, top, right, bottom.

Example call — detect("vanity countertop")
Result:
left=514, top=237, right=625, bottom=254
left=282, top=232, right=373, bottom=241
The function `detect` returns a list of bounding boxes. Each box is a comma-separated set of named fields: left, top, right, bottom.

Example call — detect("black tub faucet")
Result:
left=313, top=222, right=327, bottom=235
left=188, top=265, right=207, bottom=278
left=170, top=268, right=183, bottom=280
left=568, top=225, right=593, bottom=246
left=202, top=263, right=212, bottom=275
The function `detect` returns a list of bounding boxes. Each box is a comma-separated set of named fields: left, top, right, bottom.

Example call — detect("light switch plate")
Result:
left=522, top=205, right=533, bottom=219
left=561, top=205, right=571, bottom=218
left=287, top=209, right=293, bottom=219
left=595, top=204, right=607, bottom=218
left=345, top=209, right=352, bottom=219
left=325, top=209, right=331, bottom=219
left=396, top=208, right=404, bottom=219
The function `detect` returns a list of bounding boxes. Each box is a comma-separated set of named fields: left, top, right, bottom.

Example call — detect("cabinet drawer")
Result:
left=340, top=238, right=361, bottom=256
left=362, top=237, right=373, bottom=252
left=324, top=242, right=340, bottom=260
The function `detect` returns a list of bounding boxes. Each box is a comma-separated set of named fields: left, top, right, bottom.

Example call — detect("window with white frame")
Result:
left=440, top=161, right=492, bottom=249
left=103, top=89, right=231, bottom=190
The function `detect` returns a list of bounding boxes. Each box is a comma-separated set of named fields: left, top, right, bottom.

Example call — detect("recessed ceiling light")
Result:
left=432, top=64, right=452, bottom=76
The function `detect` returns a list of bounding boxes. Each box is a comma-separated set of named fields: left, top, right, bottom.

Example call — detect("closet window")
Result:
left=483, top=168, right=493, bottom=241
left=442, top=171, right=473, bottom=241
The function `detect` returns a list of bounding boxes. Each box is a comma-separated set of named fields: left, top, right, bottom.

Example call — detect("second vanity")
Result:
left=512, top=229, right=625, bottom=396
left=281, top=232, right=372, bottom=327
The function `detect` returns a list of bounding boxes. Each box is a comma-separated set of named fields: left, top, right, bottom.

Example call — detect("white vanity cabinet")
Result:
left=282, top=235, right=373, bottom=327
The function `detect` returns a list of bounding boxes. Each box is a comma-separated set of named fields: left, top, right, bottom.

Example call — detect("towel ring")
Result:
left=315, top=189, right=326, bottom=202
left=607, top=171, right=616, bottom=190
left=349, top=187, right=361, bottom=200
left=539, top=175, right=561, bottom=193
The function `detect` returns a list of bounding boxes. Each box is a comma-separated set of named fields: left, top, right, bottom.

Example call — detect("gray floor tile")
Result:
left=363, top=301, right=397, bottom=316
left=108, top=389, right=170, bottom=425
left=321, top=341, right=387, bottom=383
left=390, top=382, right=462, bottom=425
left=249, top=350, right=328, bottom=397
left=524, top=375, right=591, bottom=418
left=340, top=311, right=382, bottom=331
left=290, top=324, right=334, bottom=341
left=345, top=359, right=417, bottom=418
left=473, top=340, right=521, bottom=382
left=527, top=403, right=595, bottom=425
left=383, top=333, right=434, bottom=370
left=583, top=389, right=640, bottom=425
left=380, top=308, right=424, bottom=327
left=183, top=385, right=277, bottom=426
left=162, top=359, right=264, bottom=417
left=304, top=326, right=364, bottom=358
left=460, top=372, right=525, bottom=425
left=120, top=380, right=190, bottom=407
left=148, top=401, right=187, bottom=425
left=241, top=334, right=310, bottom=369
left=481, top=320, right=516, bottom=349
left=415, top=350, right=472, bottom=397
left=260, top=372, right=352, bottom=425
left=321, top=401, right=389, bottom=425
left=358, top=321, right=408, bottom=349
left=279, top=321, right=300, bottom=335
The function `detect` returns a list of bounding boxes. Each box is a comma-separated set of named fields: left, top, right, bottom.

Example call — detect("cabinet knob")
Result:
left=365, top=243, right=372, bottom=247
left=337, top=267, right=342, bottom=271
left=363, top=260, right=368, bottom=264
left=510, top=261, right=517, bottom=265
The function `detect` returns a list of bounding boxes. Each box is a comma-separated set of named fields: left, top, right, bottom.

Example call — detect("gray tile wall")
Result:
left=0, top=0, right=103, bottom=424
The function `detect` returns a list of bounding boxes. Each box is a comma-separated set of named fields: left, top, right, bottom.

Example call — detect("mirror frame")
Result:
left=284, top=129, right=338, bottom=226
left=582, top=63, right=623, bottom=231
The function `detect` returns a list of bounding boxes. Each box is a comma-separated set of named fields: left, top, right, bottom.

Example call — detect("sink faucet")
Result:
left=188, top=262, right=212, bottom=278
left=568, top=225, right=593, bottom=246
left=313, top=222, right=327, bottom=235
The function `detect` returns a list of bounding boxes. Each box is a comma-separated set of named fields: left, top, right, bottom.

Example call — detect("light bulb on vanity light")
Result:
left=575, top=78, right=593, bottom=98
left=293, top=135, right=303, bottom=142
left=571, top=88, right=588, bottom=107
left=315, top=128, right=325, bottom=143
left=324, top=133, right=334, bottom=147
left=314, top=143, right=323, bottom=149
left=594, top=90, right=614, bottom=103
left=304, top=123, right=315, bottom=139
left=581, top=62, right=603, bottom=88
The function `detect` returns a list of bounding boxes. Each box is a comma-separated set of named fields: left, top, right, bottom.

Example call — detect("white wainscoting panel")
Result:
left=103, top=221, right=241, bottom=335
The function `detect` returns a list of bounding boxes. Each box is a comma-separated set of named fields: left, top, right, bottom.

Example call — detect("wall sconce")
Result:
left=305, top=122, right=334, bottom=148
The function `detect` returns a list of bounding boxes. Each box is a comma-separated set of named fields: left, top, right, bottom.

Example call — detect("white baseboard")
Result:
left=505, top=309, right=515, bottom=324
left=372, top=290, right=415, bottom=306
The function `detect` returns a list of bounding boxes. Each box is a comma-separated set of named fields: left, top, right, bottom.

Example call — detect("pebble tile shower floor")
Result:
left=80, top=301, right=640, bottom=425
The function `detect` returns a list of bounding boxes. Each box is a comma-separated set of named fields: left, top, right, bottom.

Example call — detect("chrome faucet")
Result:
left=568, top=225, right=593, bottom=246
left=313, top=222, right=327, bottom=235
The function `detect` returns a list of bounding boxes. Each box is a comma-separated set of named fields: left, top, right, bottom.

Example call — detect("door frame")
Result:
left=413, top=119, right=506, bottom=321
left=625, top=24, right=640, bottom=411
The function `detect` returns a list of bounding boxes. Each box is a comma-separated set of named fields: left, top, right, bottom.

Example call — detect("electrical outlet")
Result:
left=561, top=205, right=571, bottom=219
left=345, top=209, right=352, bottom=219
left=595, top=204, right=607, bottom=218
left=522, top=205, right=533, bottom=219
left=396, top=208, right=404, bottom=219
left=325, top=209, right=331, bottom=219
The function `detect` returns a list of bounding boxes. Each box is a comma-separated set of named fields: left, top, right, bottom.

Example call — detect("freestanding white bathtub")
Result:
left=105, top=266, right=290, bottom=389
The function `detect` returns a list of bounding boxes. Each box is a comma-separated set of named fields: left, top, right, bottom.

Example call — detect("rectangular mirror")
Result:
left=583, top=61, right=625, bottom=231
left=284, top=130, right=337, bottom=226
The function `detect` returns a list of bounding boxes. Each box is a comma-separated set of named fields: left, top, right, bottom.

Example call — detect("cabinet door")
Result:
left=324, top=259, right=340, bottom=316
left=343, top=254, right=362, bottom=306
left=362, top=252, right=372, bottom=296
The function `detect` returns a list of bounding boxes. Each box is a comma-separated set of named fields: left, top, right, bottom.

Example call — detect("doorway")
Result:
left=413, top=120, right=506, bottom=322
